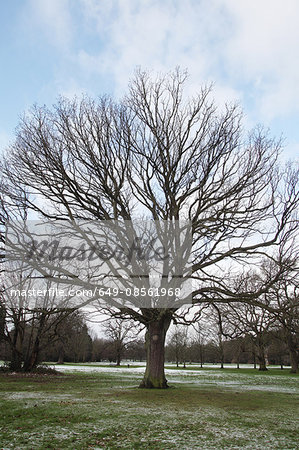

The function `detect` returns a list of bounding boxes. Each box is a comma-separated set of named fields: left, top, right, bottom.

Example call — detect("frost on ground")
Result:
left=52, top=364, right=299, bottom=394
left=1, top=394, right=297, bottom=450
left=0, top=364, right=298, bottom=449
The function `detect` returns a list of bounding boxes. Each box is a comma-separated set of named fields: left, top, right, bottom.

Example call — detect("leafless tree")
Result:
left=190, top=321, right=209, bottom=367
left=0, top=270, right=79, bottom=371
left=167, top=325, right=189, bottom=367
left=54, top=310, right=92, bottom=364
left=209, top=304, right=231, bottom=369
left=0, top=182, right=79, bottom=371
left=262, top=246, right=299, bottom=373
left=102, top=317, right=142, bottom=366
left=2, top=69, right=297, bottom=387
left=271, top=282, right=299, bottom=373
left=226, top=301, right=276, bottom=370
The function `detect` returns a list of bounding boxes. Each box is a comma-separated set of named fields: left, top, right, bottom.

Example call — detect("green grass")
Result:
left=164, top=365, right=298, bottom=376
left=0, top=368, right=298, bottom=449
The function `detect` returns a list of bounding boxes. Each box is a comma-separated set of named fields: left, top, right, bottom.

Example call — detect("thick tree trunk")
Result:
left=257, top=347, right=268, bottom=371
left=9, top=325, right=24, bottom=371
left=286, top=333, right=298, bottom=374
left=23, top=348, right=39, bottom=372
left=23, top=337, right=40, bottom=372
left=258, top=358, right=268, bottom=371
left=9, top=351, right=23, bottom=372
left=289, top=351, right=298, bottom=373
left=116, top=349, right=121, bottom=366
left=288, top=342, right=298, bottom=374
left=139, top=317, right=171, bottom=389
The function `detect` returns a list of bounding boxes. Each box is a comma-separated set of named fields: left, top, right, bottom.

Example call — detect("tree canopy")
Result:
left=1, top=69, right=298, bottom=387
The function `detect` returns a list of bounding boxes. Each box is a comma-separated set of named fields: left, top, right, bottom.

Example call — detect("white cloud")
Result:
left=77, top=0, right=237, bottom=100
left=27, top=0, right=72, bottom=49
left=20, top=0, right=297, bottom=156
left=222, top=0, right=299, bottom=121
left=76, top=0, right=299, bottom=127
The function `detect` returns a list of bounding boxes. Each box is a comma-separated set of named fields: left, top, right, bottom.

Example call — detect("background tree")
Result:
left=189, top=321, right=209, bottom=367
left=166, top=325, right=189, bottom=367
left=225, top=301, right=276, bottom=371
left=2, top=69, right=297, bottom=387
left=102, top=318, right=142, bottom=366
left=125, top=338, right=147, bottom=362
left=0, top=287, right=77, bottom=372
left=91, top=337, right=110, bottom=362
left=267, top=329, right=289, bottom=369
left=262, top=252, right=299, bottom=373
left=208, top=304, right=231, bottom=369
left=52, top=311, right=92, bottom=364
left=225, top=336, right=249, bottom=369
left=0, top=177, right=80, bottom=371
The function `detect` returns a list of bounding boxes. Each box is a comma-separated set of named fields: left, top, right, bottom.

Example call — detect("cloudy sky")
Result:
left=1, top=0, right=298, bottom=159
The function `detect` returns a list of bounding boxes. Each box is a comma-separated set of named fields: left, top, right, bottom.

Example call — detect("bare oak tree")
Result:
left=2, top=69, right=297, bottom=387
left=102, top=317, right=142, bottom=366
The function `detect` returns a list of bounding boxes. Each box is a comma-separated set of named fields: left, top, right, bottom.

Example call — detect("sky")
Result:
left=0, top=0, right=299, bottom=160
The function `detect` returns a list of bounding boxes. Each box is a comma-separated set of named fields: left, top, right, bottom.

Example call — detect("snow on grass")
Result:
left=0, top=366, right=297, bottom=449
left=3, top=391, right=79, bottom=401
left=51, top=364, right=145, bottom=374
left=51, top=363, right=299, bottom=394
left=5, top=391, right=58, bottom=400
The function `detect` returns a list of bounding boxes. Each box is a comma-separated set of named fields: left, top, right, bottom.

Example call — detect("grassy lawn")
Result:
left=0, top=367, right=298, bottom=449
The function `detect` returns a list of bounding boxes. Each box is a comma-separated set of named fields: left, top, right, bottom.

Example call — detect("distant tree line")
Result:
left=165, top=326, right=294, bottom=370
left=1, top=302, right=297, bottom=371
left=0, top=309, right=146, bottom=368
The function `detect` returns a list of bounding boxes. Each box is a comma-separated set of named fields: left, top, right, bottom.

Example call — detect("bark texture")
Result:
left=139, top=317, right=171, bottom=388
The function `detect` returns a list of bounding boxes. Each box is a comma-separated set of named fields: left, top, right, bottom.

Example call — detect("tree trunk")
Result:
left=9, top=324, right=24, bottom=371
left=23, top=348, right=39, bottom=372
left=257, top=346, right=268, bottom=371
left=289, top=350, right=298, bottom=373
left=57, top=345, right=65, bottom=364
left=9, top=351, right=23, bottom=372
left=253, top=351, right=257, bottom=369
left=219, top=343, right=224, bottom=369
left=116, top=348, right=121, bottom=366
left=236, top=344, right=241, bottom=369
left=139, top=317, right=171, bottom=389
left=284, top=331, right=299, bottom=374
left=23, top=337, right=40, bottom=372
left=218, top=333, right=224, bottom=369
left=200, top=347, right=204, bottom=368
left=258, top=358, right=268, bottom=371
left=288, top=339, right=298, bottom=374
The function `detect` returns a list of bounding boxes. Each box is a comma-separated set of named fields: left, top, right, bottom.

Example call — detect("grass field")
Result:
left=0, top=364, right=298, bottom=449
